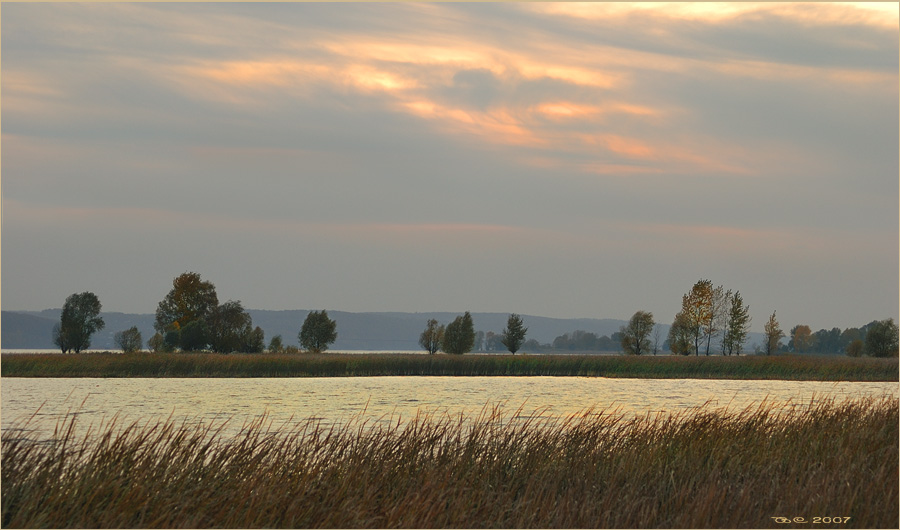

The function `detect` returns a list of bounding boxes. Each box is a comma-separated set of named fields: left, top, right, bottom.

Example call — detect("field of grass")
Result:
left=2, top=396, right=896, bottom=528
left=1, top=351, right=897, bottom=380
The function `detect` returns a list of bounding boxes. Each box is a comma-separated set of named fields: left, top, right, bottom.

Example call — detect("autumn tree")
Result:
left=863, top=318, right=899, bottom=357
left=722, top=291, right=751, bottom=355
left=764, top=311, right=784, bottom=356
left=299, top=310, right=338, bottom=353
left=419, top=319, right=445, bottom=355
left=680, top=279, right=714, bottom=355
left=114, top=326, right=143, bottom=353
left=52, top=292, right=105, bottom=354
left=789, top=325, right=814, bottom=353
left=666, top=312, right=693, bottom=355
left=268, top=335, right=284, bottom=353
left=501, top=313, right=528, bottom=354
left=621, top=310, right=654, bottom=355
left=442, top=311, right=475, bottom=355
left=155, top=272, right=218, bottom=336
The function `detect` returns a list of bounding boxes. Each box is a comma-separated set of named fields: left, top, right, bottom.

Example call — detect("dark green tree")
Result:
left=419, top=319, right=445, bottom=354
left=114, top=326, right=143, bottom=353
left=299, top=310, right=338, bottom=353
left=208, top=300, right=253, bottom=353
left=154, top=272, right=218, bottom=335
left=243, top=326, right=266, bottom=354
left=863, top=318, right=899, bottom=357
left=442, top=311, right=475, bottom=355
left=179, top=320, right=210, bottom=351
left=52, top=292, right=105, bottom=354
left=621, top=310, right=654, bottom=355
left=501, top=313, right=528, bottom=354
left=667, top=311, right=693, bottom=356
left=722, top=291, right=751, bottom=355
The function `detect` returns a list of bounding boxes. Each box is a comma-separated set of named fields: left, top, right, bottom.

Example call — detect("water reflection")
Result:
left=2, top=376, right=896, bottom=441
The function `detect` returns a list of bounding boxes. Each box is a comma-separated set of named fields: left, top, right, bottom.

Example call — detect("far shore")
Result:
left=2, top=352, right=896, bottom=381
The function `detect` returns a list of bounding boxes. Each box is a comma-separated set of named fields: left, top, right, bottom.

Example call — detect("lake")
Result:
left=2, top=376, right=896, bottom=441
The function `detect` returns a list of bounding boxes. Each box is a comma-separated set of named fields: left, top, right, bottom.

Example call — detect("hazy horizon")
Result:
left=2, top=2, right=897, bottom=333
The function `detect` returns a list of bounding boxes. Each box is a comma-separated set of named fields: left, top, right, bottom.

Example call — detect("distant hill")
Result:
left=2, top=309, right=630, bottom=351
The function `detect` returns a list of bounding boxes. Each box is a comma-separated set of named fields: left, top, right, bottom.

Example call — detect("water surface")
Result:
left=3, top=376, right=895, bottom=441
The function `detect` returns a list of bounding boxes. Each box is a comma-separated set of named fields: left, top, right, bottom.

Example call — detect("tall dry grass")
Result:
left=2, top=352, right=897, bottom=381
left=3, top=396, right=896, bottom=528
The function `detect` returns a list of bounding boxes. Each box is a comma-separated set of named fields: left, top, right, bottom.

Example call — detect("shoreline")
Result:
left=2, top=352, right=896, bottom=381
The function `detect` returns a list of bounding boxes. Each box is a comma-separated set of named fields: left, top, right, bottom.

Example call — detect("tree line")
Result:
left=53, top=272, right=339, bottom=354
left=51, top=274, right=897, bottom=357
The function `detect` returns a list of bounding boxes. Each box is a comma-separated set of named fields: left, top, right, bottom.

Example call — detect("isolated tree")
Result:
left=621, top=311, right=654, bottom=356
left=863, top=318, right=899, bottom=357
left=722, top=291, right=751, bottom=356
left=114, top=326, right=143, bottom=353
left=501, top=314, right=528, bottom=354
left=52, top=292, right=105, bottom=354
left=208, top=300, right=254, bottom=353
left=419, top=319, right=445, bottom=354
left=667, top=311, right=694, bottom=356
left=442, top=311, right=475, bottom=355
left=155, top=272, right=218, bottom=335
left=268, top=335, right=284, bottom=353
left=789, top=325, right=814, bottom=353
left=763, top=311, right=784, bottom=356
left=299, top=310, right=338, bottom=353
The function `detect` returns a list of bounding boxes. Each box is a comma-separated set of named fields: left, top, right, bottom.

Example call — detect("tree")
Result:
left=114, top=326, right=143, bottom=353
left=863, top=318, right=899, bottom=357
left=620, top=311, right=654, bottom=356
left=299, top=310, right=338, bottom=353
left=419, top=319, right=445, bottom=354
left=722, top=290, right=751, bottom=355
left=209, top=300, right=254, bottom=353
left=500, top=314, right=528, bottom=354
left=148, top=332, right=172, bottom=353
left=667, top=311, right=694, bottom=356
left=243, top=326, right=266, bottom=354
left=442, top=311, right=475, bottom=355
left=268, top=335, right=284, bottom=353
left=763, top=311, right=784, bottom=356
left=789, top=325, right=814, bottom=353
left=52, top=292, right=105, bottom=354
left=846, top=339, right=864, bottom=358
left=154, top=272, right=218, bottom=335
left=680, top=279, right=713, bottom=355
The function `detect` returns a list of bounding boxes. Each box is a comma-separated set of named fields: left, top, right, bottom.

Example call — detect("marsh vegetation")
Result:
left=2, top=396, right=896, bottom=528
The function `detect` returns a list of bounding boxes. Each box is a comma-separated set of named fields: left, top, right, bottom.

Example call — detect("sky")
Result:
left=2, top=2, right=898, bottom=333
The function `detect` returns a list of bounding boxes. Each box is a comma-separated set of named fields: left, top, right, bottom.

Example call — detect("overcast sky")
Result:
left=2, top=2, right=897, bottom=332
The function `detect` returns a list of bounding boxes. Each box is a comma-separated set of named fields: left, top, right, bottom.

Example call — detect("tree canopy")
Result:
left=442, top=312, right=475, bottom=355
left=419, top=319, right=445, bottom=355
left=155, top=272, right=218, bottom=334
left=299, top=310, right=338, bottom=353
left=500, top=314, right=528, bottom=354
left=53, top=292, right=105, bottom=354
left=621, top=311, right=654, bottom=356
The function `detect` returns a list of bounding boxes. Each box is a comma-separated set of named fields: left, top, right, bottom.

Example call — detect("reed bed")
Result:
left=2, top=352, right=897, bottom=381
left=2, top=396, right=897, bottom=528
